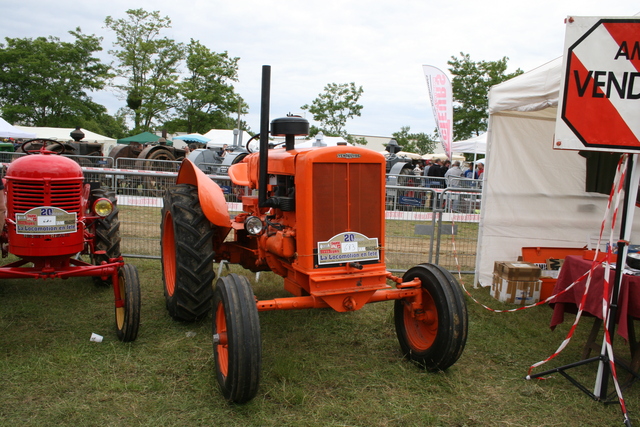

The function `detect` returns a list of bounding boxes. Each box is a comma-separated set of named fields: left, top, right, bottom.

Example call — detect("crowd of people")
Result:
left=409, top=158, right=484, bottom=188
left=398, top=158, right=484, bottom=212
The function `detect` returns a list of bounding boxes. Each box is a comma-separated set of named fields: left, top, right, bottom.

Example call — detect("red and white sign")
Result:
left=555, top=17, right=640, bottom=152
left=423, top=65, right=453, bottom=159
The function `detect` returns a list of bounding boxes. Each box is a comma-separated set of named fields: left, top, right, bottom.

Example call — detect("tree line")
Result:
left=0, top=8, right=521, bottom=149
left=0, top=8, right=244, bottom=139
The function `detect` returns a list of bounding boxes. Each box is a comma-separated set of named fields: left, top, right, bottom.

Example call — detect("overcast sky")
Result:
left=2, top=1, right=638, bottom=138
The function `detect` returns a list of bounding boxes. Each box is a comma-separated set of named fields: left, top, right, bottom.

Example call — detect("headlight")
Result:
left=245, top=216, right=264, bottom=235
left=93, top=198, right=113, bottom=217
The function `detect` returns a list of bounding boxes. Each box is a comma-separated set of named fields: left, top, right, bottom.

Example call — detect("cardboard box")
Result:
left=492, top=274, right=542, bottom=305
left=493, top=261, right=541, bottom=281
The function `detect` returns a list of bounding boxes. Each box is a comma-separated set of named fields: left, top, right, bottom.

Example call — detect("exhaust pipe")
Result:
left=258, top=65, right=271, bottom=208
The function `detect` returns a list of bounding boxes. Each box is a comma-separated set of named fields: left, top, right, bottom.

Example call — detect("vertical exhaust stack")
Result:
left=258, top=66, right=271, bottom=208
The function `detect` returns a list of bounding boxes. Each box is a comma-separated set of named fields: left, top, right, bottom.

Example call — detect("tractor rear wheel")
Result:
left=91, top=188, right=121, bottom=287
left=161, top=184, right=215, bottom=321
left=212, top=274, right=261, bottom=404
left=394, top=263, right=468, bottom=371
left=140, top=148, right=179, bottom=192
left=115, top=264, right=141, bottom=342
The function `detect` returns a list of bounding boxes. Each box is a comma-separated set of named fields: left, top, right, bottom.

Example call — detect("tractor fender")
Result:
left=176, top=159, right=232, bottom=229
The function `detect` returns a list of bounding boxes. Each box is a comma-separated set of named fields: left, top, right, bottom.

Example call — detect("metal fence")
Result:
left=1, top=154, right=482, bottom=274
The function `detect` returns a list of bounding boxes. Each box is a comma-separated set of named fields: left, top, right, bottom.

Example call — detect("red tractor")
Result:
left=0, top=139, right=140, bottom=342
left=160, top=67, right=467, bottom=403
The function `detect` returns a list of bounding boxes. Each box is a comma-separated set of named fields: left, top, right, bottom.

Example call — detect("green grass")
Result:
left=1, top=258, right=638, bottom=426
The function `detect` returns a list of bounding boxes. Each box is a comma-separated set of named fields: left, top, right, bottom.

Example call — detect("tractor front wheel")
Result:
left=394, top=263, right=468, bottom=371
left=161, top=184, right=215, bottom=321
left=212, top=274, right=261, bottom=404
left=115, top=264, right=141, bottom=342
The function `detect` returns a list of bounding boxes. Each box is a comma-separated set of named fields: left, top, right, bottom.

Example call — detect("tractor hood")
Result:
left=6, top=154, right=83, bottom=179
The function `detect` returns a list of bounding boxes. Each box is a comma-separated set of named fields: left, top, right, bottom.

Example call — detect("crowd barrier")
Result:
left=1, top=155, right=482, bottom=274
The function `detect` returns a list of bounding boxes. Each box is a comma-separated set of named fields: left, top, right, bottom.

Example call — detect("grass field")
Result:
left=1, top=258, right=638, bottom=426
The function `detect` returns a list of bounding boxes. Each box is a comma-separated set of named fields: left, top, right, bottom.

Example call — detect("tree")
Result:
left=392, top=126, right=437, bottom=155
left=301, top=82, right=363, bottom=138
left=447, top=52, right=523, bottom=140
left=0, top=29, right=112, bottom=127
left=78, top=109, right=129, bottom=140
left=163, top=39, right=246, bottom=134
left=105, top=8, right=184, bottom=132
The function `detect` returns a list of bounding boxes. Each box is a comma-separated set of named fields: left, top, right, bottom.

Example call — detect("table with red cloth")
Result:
left=550, top=255, right=640, bottom=342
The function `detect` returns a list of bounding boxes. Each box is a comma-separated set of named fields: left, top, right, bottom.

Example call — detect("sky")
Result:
left=2, top=0, right=638, bottom=139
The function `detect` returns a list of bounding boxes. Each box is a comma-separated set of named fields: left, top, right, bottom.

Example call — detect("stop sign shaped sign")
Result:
left=556, top=17, right=640, bottom=152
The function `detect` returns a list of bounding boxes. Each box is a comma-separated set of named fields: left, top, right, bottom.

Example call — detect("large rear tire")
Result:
left=212, top=274, right=261, bottom=404
left=91, top=188, right=121, bottom=287
left=394, top=263, right=468, bottom=371
left=161, top=184, right=215, bottom=321
left=115, top=264, right=141, bottom=342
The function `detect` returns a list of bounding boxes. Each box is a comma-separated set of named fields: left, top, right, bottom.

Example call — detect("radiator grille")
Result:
left=10, top=180, right=83, bottom=213
left=312, top=163, right=382, bottom=243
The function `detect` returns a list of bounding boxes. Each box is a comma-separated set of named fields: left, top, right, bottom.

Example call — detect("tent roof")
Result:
left=12, top=125, right=114, bottom=143
left=173, top=133, right=210, bottom=144
left=488, top=57, right=562, bottom=118
left=203, top=129, right=253, bottom=147
left=294, top=135, right=349, bottom=148
left=0, top=118, right=36, bottom=139
left=422, top=153, right=466, bottom=162
left=117, top=131, right=167, bottom=144
left=451, top=133, right=486, bottom=154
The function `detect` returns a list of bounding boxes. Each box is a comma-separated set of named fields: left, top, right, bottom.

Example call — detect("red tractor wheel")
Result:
left=91, top=188, right=121, bottom=287
left=115, top=264, right=141, bottom=342
left=160, top=184, right=215, bottom=321
left=394, top=263, right=468, bottom=371
left=212, top=274, right=261, bottom=404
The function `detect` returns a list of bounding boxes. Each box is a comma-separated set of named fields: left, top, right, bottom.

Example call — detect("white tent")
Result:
left=203, top=129, right=253, bottom=147
left=451, top=133, right=486, bottom=155
left=12, top=125, right=117, bottom=155
left=0, top=118, right=36, bottom=139
left=295, top=135, right=349, bottom=148
left=475, top=57, right=640, bottom=287
left=422, top=153, right=466, bottom=162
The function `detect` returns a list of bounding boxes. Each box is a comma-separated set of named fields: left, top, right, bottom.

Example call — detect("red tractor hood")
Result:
left=6, top=154, right=83, bottom=179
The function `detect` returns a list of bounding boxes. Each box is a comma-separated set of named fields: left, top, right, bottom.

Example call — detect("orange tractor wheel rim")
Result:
left=215, top=302, right=229, bottom=377
left=162, top=211, right=176, bottom=296
left=404, top=289, right=438, bottom=351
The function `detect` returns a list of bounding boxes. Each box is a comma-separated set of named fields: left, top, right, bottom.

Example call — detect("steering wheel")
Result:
left=245, top=134, right=260, bottom=153
left=21, top=138, right=66, bottom=155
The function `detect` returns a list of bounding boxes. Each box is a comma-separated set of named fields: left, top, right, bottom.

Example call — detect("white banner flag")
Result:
left=423, top=65, right=453, bottom=159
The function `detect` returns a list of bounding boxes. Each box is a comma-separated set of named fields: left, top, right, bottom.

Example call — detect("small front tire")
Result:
left=213, top=274, right=261, bottom=404
left=115, top=264, right=141, bottom=342
left=394, top=263, right=468, bottom=371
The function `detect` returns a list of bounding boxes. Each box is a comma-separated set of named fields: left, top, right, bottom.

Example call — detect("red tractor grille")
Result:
left=312, top=163, right=382, bottom=243
left=10, top=180, right=83, bottom=213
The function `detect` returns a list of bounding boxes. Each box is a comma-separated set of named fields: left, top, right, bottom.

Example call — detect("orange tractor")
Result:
left=160, top=67, right=467, bottom=403
left=0, top=140, right=141, bottom=342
